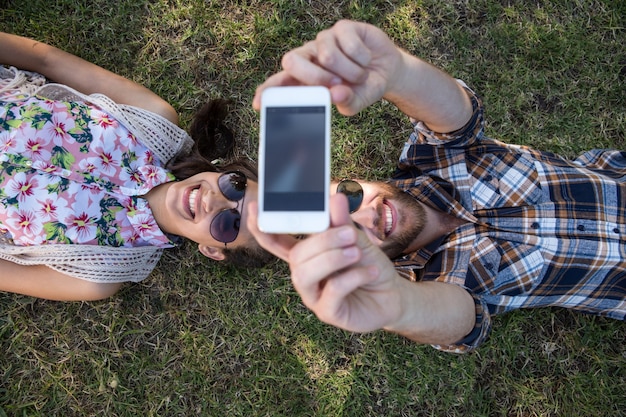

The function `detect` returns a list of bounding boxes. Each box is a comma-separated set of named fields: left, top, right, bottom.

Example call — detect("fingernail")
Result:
left=330, top=76, right=342, bottom=86
left=343, top=246, right=358, bottom=259
left=337, top=227, right=355, bottom=243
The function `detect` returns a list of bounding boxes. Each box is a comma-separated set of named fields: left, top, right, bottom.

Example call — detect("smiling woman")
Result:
left=0, top=31, right=273, bottom=301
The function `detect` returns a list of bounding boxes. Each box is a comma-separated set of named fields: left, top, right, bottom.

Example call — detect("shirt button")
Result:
left=531, top=222, right=540, bottom=229
left=613, top=228, right=620, bottom=234
left=25, top=160, right=33, bottom=167
left=577, top=224, right=585, bottom=231
left=484, top=174, right=493, bottom=181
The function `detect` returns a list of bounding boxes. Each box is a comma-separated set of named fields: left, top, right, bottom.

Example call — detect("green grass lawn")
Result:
left=1, top=0, right=625, bottom=416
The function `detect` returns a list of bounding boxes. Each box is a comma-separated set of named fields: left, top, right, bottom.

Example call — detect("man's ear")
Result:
left=198, top=244, right=226, bottom=261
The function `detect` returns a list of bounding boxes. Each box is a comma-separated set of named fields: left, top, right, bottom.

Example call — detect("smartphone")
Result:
left=258, top=86, right=331, bottom=234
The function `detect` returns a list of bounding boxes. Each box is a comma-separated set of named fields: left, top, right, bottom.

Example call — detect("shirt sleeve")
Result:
left=429, top=287, right=493, bottom=354
left=394, top=81, right=494, bottom=353
left=402, top=80, right=485, bottom=149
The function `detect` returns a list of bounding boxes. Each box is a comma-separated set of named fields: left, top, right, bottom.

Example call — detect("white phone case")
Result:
left=258, top=86, right=331, bottom=234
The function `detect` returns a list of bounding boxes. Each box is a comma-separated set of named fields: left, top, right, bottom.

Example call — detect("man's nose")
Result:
left=349, top=205, right=377, bottom=230
left=350, top=205, right=384, bottom=245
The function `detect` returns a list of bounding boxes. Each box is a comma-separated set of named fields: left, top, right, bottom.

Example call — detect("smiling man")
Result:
left=248, top=20, right=626, bottom=353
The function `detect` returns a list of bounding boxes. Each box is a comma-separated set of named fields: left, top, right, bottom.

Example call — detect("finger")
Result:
left=329, top=193, right=354, bottom=228
left=289, top=229, right=359, bottom=289
left=252, top=71, right=302, bottom=111
left=290, top=243, right=362, bottom=307
left=253, top=68, right=358, bottom=116
left=280, top=44, right=344, bottom=88
left=289, top=195, right=364, bottom=291
left=313, top=27, right=370, bottom=85
left=314, top=266, right=379, bottom=327
left=246, top=201, right=298, bottom=261
left=331, top=193, right=389, bottom=267
left=321, top=265, right=378, bottom=300
left=332, top=20, right=373, bottom=67
left=328, top=84, right=360, bottom=116
left=284, top=194, right=357, bottom=267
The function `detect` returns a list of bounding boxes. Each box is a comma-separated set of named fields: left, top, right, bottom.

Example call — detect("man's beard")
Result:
left=377, top=183, right=426, bottom=259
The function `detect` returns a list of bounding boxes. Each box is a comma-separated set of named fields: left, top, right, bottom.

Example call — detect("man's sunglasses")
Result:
left=210, top=170, right=247, bottom=245
left=336, top=179, right=364, bottom=213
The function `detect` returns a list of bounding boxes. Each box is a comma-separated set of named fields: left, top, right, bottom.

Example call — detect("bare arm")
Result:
left=382, top=278, right=476, bottom=344
left=383, top=50, right=472, bottom=133
left=0, top=258, right=122, bottom=301
left=0, top=32, right=178, bottom=124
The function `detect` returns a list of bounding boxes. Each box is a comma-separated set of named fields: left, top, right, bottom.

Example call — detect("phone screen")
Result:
left=263, top=106, right=326, bottom=211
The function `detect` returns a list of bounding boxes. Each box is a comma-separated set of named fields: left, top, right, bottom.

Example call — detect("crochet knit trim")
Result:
left=0, top=66, right=192, bottom=282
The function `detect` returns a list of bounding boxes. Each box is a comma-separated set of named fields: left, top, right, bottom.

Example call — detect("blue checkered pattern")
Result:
left=389, top=83, right=626, bottom=353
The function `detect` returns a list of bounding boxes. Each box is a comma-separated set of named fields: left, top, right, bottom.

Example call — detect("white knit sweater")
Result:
left=0, top=67, right=194, bottom=283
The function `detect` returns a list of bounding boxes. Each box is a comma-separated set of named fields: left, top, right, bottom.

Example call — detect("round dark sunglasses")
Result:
left=210, top=171, right=248, bottom=245
left=336, top=179, right=364, bottom=213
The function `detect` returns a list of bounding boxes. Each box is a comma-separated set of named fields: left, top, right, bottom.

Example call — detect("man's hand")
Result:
left=247, top=194, right=405, bottom=333
left=253, top=20, right=403, bottom=117
left=248, top=193, right=477, bottom=344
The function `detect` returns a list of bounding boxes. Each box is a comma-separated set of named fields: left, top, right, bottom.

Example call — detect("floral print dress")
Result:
left=0, top=93, right=176, bottom=248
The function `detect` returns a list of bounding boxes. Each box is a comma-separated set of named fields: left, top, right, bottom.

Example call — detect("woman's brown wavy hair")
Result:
left=166, top=99, right=274, bottom=268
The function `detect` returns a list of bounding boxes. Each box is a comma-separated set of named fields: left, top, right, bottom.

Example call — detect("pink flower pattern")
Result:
left=0, top=94, right=176, bottom=248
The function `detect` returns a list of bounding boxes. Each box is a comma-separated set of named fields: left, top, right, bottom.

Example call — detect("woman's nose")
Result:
left=202, top=189, right=238, bottom=214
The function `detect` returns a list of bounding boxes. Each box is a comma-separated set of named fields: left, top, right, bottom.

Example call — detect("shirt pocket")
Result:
left=466, top=236, right=545, bottom=296
left=468, top=152, right=544, bottom=211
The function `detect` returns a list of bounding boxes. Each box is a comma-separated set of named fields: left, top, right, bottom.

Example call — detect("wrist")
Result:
left=382, top=281, right=477, bottom=345
left=383, top=49, right=422, bottom=102
left=381, top=277, right=421, bottom=335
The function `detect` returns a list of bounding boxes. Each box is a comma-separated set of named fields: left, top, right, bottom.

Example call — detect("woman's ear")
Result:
left=198, top=244, right=226, bottom=261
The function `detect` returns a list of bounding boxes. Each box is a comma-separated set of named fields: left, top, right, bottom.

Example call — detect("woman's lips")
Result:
left=184, top=186, right=200, bottom=219
left=189, top=189, right=198, bottom=217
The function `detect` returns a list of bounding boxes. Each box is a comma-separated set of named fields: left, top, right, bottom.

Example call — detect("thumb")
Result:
left=329, top=193, right=354, bottom=228
left=329, top=84, right=364, bottom=117
left=332, top=191, right=389, bottom=271
left=246, top=201, right=299, bottom=261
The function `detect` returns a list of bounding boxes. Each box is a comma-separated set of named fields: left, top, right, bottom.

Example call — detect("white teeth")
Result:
left=189, top=189, right=198, bottom=216
left=385, top=205, right=393, bottom=234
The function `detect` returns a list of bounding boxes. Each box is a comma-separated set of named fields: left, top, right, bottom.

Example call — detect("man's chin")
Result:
left=364, top=181, right=425, bottom=259
left=381, top=236, right=414, bottom=259
left=378, top=186, right=425, bottom=259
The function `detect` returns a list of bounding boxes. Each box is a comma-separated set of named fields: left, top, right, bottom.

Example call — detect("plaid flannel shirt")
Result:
left=389, top=82, right=626, bottom=353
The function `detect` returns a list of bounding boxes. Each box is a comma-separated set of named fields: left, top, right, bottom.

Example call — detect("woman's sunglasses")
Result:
left=336, top=179, right=364, bottom=213
left=211, top=175, right=361, bottom=244
left=210, top=171, right=247, bottom=245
